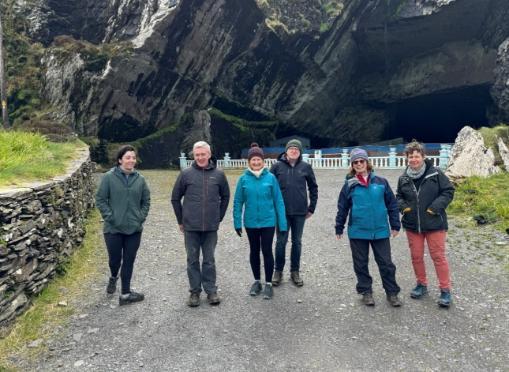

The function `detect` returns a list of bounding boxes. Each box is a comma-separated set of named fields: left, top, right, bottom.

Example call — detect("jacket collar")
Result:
left=277, top=152, right=302, bottom=166
left=192, top=159, right=216, bottom=171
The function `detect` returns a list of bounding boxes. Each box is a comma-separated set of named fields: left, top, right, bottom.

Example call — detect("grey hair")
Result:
left=192, top=141, right=211, bottom=153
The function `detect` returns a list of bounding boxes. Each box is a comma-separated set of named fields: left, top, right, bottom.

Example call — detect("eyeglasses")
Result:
left=352, top=159, right=366, bottom=165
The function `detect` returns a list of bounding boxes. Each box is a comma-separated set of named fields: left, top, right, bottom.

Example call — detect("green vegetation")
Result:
left=0, top=131, right=86, bottom=187
left=0, top=209, right=105, bottom=369
left=479, top=125, right=509, bottom=169
left=1, top=0, right=45, bottom=127
left=449, top=173, right=509, bottom=233
left=208, top=108, right=277, bottom=130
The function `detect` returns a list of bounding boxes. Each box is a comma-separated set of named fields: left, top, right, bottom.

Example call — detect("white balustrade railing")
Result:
left=178, top=144, right=451, bottom=170
left=185, top=155, right=440, bottom=170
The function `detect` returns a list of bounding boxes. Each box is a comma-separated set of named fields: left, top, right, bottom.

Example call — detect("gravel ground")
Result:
left=17, top=170, right=509, bottom=371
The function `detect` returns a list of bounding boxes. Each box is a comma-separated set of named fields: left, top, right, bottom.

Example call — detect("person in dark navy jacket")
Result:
left=335, top=148, right=402, bottom=307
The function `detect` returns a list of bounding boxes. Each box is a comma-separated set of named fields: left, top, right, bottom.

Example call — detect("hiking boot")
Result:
left=119, top=291, right=144, bottom=306
left=249, top=281, right=263, bottom=296
left=438, top=290, right=452, bottom=308
left=106, top=276, right=118, bottom=294
left=207, top=292, right=221, bottom=305
left=410, top=283, right=428, bottom=299
left=362, top=292, right=375, bottom=306
left=187, top=292, right=200, bottom=307
left=272, top=271, right=283, bottom=286
left=290, top=271, right=304, bottom=287
left=387, top=294, right=402, bottom=307
left=263, top=284, right=273, bottom=300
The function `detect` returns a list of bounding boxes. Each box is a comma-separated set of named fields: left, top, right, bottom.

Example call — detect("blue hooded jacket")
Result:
left=233, top=168, right=287, bottom=231
left=335, top=172, right=400, bottom=240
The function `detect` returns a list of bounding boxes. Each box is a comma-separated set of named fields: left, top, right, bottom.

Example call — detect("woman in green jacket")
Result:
left=96, top=145, right=151, bottom=305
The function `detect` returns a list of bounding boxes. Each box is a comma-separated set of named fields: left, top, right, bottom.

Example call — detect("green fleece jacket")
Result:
left=95, top=167, right=151, bottom=234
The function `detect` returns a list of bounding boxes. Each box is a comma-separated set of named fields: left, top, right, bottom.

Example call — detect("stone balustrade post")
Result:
left=302, top=153, right=310, bottom=163
left=224, top=152, right=231, bottom=168
left=341, top=149, right=349, bottom=168
left=389, top=147, right=397, bottom=168
left=179, top=152, right=187, bottom=170
left=439, top=144, right=449, bottom=169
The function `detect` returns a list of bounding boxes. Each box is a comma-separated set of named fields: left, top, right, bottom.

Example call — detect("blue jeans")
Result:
left=184, top=231, right=218, bottom=294
left=275, top=215, right=306, bottom=272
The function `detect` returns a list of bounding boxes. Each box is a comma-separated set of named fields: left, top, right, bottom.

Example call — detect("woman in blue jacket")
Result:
left=234, top=143, right=287, bottom=300
left=335, top=148, right=402, bottom=307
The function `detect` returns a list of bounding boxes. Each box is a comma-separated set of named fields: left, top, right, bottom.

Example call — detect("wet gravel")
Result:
left=16, top=170, right=509, bottom=371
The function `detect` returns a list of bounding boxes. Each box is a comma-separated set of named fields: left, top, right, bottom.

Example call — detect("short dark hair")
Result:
left=115, top=145, right=136, bottom=165
left=404, top=140, right=425, bottom=157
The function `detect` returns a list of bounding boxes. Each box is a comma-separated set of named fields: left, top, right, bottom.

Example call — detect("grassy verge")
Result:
left=0, top=131, right=87, bottom=187
left=448, top=173, right=509, bottom=272
left=0, top=210, right=105, bottom=370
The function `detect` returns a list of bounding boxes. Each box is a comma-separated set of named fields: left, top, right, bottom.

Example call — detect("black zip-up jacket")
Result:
left=396, top=159, right=454, bottom=232
left=171, top=160, right=230, bottom=231
left=270, top=153, right=318, bottom=216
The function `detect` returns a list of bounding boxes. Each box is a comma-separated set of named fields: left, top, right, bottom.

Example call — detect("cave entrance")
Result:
left=385, top=85, right=493, bottom=143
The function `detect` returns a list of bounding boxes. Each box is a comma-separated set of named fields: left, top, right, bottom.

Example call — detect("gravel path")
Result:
left=21, top=170, right=509, bottom=371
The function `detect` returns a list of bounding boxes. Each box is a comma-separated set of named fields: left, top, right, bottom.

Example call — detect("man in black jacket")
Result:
left=270, top=139, right=318, bottom=286
left=171, top=141, right=230, bottom=307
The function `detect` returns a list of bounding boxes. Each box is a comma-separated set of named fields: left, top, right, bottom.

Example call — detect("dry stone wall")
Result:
left=0, top=148, right=95, bottom=329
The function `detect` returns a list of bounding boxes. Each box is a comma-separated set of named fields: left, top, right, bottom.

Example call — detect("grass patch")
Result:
left=449, top=172, right=509, bottom=233
left=0, top=209, right=105, bottom=370
left=479, top=125, right=509, bottom=169
left=0, top=131, right=87, bottom=187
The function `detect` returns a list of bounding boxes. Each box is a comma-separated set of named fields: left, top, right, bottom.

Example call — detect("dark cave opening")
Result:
left=384, top=85, right=493, bottom=143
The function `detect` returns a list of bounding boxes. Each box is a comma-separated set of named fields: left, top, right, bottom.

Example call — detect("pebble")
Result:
left=57, top=301, right=68, bottom=307
left=27, top=339, right=43, bottom=348
left=74, top=360, right=84, bottom=367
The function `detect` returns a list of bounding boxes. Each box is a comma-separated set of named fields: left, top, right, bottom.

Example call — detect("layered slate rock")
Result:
left=0, top=149, right=95, bottom=330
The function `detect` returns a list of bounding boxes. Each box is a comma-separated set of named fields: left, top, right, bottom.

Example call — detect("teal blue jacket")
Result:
left=233, top=168, right=287, bottom=231
left=335, top=172, right=400, bottom=240
left=96, top=167, right=151, bottom=234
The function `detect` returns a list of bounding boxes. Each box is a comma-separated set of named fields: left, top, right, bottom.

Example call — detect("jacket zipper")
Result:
left=411, top=181, right=422, bottom=233
left=202, top=168, right=206, bottom=231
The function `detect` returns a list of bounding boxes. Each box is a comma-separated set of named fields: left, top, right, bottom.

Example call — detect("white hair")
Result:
left=193, top=141, right=211, bottom=153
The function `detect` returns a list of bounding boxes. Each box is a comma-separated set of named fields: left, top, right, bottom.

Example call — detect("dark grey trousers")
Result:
left=184, top=231, right=218, bottom=294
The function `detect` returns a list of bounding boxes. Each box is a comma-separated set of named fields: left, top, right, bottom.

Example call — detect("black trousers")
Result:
left=104, top=232, right=142, bottom=294
left=246, top=227, right=275, bottom=283
left=349, top=238, right=400, bottom=295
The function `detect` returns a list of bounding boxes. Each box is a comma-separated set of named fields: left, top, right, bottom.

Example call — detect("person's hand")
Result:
left=391, top=230, right=399, bottom=238
left=403, top=207, right=411, bottom=214
left=306, top=212, right=313, bottom=219
left=235, top=228, right=242, bottom=237
left=178, top=224, right=184, bottom=233
left=426, top=208, right=436, bottom=215
left=336, top=234, right=342, bottom=240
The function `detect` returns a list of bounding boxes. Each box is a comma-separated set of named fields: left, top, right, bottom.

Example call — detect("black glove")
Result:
left=235, top=228, right=242, bottom=237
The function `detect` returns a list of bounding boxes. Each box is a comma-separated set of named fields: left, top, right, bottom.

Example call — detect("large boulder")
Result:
left=446, top=126, right=500, bottom=179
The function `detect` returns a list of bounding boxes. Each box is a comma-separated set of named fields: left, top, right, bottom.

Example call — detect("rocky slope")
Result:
left=8, top=0, right=509, bottom=166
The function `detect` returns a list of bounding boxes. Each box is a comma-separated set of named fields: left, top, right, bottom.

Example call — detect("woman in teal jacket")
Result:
left=335, top=148, right=402, bottom=307
left=96, top=145, right=150, bottom=306
left=233, top=143, right=287, bottom=300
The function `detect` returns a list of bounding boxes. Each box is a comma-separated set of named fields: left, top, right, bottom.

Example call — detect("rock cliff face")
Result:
left=11, top=0, right=509, bottom=166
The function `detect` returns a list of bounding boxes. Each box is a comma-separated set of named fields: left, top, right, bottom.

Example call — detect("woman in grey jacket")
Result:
left=96, top=145, right=151, bottom=306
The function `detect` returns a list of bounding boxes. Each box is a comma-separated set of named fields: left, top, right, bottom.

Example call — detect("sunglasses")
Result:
left=352, top=159, right=366, bottom=165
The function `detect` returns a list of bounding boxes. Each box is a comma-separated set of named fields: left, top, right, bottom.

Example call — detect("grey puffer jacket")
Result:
left=171, top=160, right=230, bottom=232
